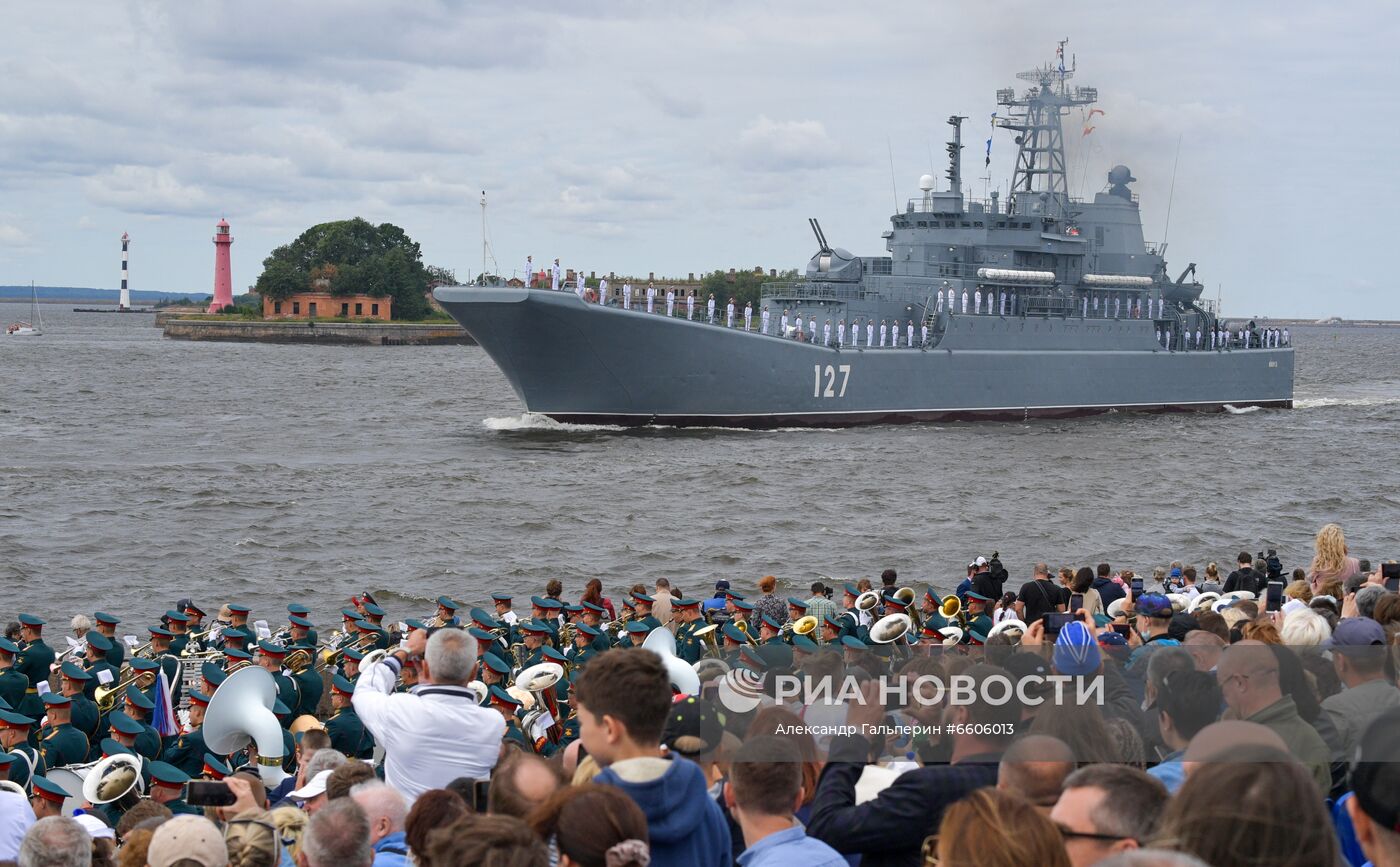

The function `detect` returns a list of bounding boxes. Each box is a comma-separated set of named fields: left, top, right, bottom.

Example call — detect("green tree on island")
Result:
left=254, top=218, right=446, bottom=320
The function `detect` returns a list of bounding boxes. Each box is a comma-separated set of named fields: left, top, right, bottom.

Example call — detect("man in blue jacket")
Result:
left=576, top=647, right=731, bottom=867
left=351, top=779, right=410, bottom=867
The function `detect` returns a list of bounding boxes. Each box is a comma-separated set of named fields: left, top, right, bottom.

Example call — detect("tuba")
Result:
left=855, top=590, right=881, bottom=619
left=782, top=616, right=819, bottom=642
left=203, top=666, right=290, bottom=787
left=692, top=623, right=720, bottom=658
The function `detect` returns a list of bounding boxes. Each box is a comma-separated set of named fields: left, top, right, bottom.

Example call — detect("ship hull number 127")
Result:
left=813, top=364, right=851, bottom=398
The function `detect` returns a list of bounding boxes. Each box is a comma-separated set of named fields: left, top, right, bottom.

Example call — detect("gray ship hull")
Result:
left=435, top=286, right=1294, bottom=428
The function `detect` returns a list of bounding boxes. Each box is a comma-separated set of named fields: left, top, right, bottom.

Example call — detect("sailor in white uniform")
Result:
left=906, top=320, right=914, bottom=347
left=761, top=306, right=771, bottom=335
left=837, top=319, right=846, bottom=347
left=961, top=290, right=969, bottom=313
left=866, top=319, right=875, bottom=347
left=937, top=290, right=944, bottom=312
left=822, top=319, right=832, bottom=346
left=707, top=294, right=717, bottom=324
left=974, top=289, right=982, bottom=315
left=551, top=259, right=561, bottom=291
left=524, top=255, right=533, bottom=288
left=1195, top=329, right=1202, bottom=349
left=666, top=288, right=675, bottom=317
left=726, top=299, right=736, bottom=328
left=879, top=319, right=888, bottom=347
left=1282, top=328, right=1290, bottom=346
left=687, top=291, right=696, bottom=320
left=921, top=322, right=929, bottom=345
left=1083, top=296, right=1089, bottom=318
left=646, top=282, right=656, bottom=313
left=598, top=276, right=608, bottom=303
left=780, top=309, right=790, bottom=336
left=744, top=302, right=753, bottom=330
left=807, top=317, right=817, bottom=342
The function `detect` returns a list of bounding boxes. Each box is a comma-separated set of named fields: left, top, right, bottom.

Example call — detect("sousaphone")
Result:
left=869, top=613, right=912, bottom=644
left=642, top=626, right=700, bottom=696
left=204, top=665, right=290, bottom=787
left=987, top=618, right=1028, bottom=641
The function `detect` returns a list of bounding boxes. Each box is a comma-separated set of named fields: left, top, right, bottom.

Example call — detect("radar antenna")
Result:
left=996, top=39, right=1097, bottom=219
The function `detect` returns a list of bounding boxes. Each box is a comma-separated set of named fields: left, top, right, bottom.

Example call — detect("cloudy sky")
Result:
left=1, top=1, right=1395, bottom=317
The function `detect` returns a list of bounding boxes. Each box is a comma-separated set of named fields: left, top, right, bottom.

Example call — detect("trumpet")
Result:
left=180, top=627, right=216, bottom=656
left=603, top=609, right=633, bottom=634
left=424, top=614, right=444, bottom=629
left=95, top=669, right=157, bottom=713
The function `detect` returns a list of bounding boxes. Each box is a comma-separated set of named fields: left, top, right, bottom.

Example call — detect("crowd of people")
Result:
left=2, top=521, right=1398, bottom=867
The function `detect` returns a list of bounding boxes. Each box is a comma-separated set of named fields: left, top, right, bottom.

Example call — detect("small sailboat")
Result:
left=5, top=283, right=43, bottom=336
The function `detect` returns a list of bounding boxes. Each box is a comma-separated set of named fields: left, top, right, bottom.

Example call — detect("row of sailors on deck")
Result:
left=1156, top=326, right=1293, bottom=350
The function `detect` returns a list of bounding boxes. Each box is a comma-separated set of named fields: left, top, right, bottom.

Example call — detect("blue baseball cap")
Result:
left=1053, top=621, right=1102, bottom=676
left=1135, top=593, right=1174, bottom=619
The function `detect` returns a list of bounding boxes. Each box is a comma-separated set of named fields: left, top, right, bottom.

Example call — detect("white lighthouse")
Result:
left=119, top=232, right=131, bottom=311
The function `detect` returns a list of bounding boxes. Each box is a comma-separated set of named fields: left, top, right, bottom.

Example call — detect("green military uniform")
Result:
left=635, top=614, right=662, bottom=633
left=168, top=632, right=189, bottom=657
left=570, top=645, right=597, bottom=670
left=13, top=622, right=55, bottom=721
left=0, top=666, right=28, bottom=710
left=4, top=743, right=44, bottom=791
left=130, top=720, right=162, bottom=760
left=69, top=695, right=100, bottom=746
left=292, top=667, right=322, bottom=718
left=502, top=717, right=531, bottom=750
left=39, top=723, right=89, bottom=768
left=272, top=672, right=300, bottom=722
left=326, top=706, right=369, bottom=758
left=161, top=726, right=207, bottom=778
left=674, top=621, right=702, bottom=664
left=105, top=638, right=125, bottom=671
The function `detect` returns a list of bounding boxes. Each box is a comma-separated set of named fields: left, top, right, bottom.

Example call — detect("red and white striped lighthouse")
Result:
left=208, top=218, right=234, bottom=313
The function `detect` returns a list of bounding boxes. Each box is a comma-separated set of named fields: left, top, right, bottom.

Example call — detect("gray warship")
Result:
left=436, top=47, right=1294, bottom=428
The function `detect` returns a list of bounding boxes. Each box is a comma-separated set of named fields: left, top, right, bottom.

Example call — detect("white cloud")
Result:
left=82, top=166, right=213, bottom=217
left=76, top=216, right=97, bottom=230
left=730, top=116, right=848, bottom=172
left=0, top=223, right=32, bottom=247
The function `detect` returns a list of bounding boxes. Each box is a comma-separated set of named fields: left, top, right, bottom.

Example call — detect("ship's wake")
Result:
left=1294, top=396, right=1400, bottom=409
left=482, top=413, right=628, bottom=433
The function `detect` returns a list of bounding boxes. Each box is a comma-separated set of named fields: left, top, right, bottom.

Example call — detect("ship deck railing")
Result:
left=533, top=284, right=1287, bottom=353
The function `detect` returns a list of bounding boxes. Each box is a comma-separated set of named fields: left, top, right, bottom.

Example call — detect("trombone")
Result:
left=95, top=669, right=157, bottom=713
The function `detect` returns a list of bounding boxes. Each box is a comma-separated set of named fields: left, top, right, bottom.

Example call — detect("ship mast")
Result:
left=997, top=39, right=1097, bottom=220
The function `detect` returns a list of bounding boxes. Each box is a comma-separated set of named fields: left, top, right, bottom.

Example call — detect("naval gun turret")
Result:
left=804, top=218, right=862, bottom=282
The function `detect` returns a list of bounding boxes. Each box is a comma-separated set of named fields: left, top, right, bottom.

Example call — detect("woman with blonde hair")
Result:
left=1307, top=523, right=1360, bottom=592
left=269, top=807, right=307, bottom=863
left=930, top=788, right=1070, bottom=867
left=224, top=810, right=282, bottom=867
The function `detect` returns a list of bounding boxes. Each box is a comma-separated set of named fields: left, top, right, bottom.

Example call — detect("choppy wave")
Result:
left=1223, top=405, right=1261, bottom=415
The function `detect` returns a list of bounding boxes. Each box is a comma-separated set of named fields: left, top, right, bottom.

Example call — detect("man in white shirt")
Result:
left=687, top=292, right=696, bottom=320
left=621, top=282, right=631, bottom=309
left=646, top=282, right=656, bottom=313
left=727, top=299, right=736, bottom=328
left=921, top=322, right=929, bottom=345
left=866, top=319, right=874, bottom=347
left=837, top=319, right=846, bottom=347
left=761, top=306, right=771, bottom=335
left=961, top=290, right=969, bottom=313
left=666, top=288, right=676, bottom=317
left=879, top=319, right=888, bottom=347
left=353, top=628, right=504, bottom=800
left=807, top=317, right=817, bottom=342
left=906, top=320, right=914, bottom=347
left=551, top=259, right=561, bottom=291
left=937, top=290, right=944, bottom=312
left=780, top=309, right=790, bottom=336
left=524, top=255, right=533, bottom=288
left=975, top=289, right=982, bottom=314
left=744, top=302, right=754, bottom=330
left=707, top=294, right=717, bottom=324
left=822, top=319, right=831, bottom=346
left=598, top=276, right=609, bottom=303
